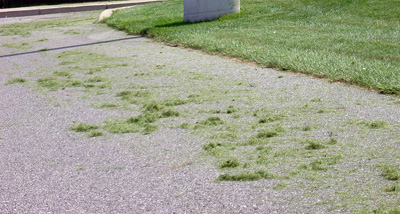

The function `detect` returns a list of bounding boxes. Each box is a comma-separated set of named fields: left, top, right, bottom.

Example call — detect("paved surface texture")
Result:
left=1, top=10, right=400, bottom=213
left=0, top=0, right=160, bottom=18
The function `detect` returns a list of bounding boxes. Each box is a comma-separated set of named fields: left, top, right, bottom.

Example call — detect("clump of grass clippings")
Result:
left=220, top=158, right=240, bottom=169
left=245, top=138, right=268, bottom=145
left=203, top=142, right=227, bottom=157
left=232, top=113, right=240, bottom=119
left=141, top=124, right=158, bottom=135
left=164, top=99, right=188, bottom=106
left=372, top=205, right=400, bottom=214
left=256, top=146, right=271, bottom=152
left=256, top=153, right=271, bottom=165
left=203, top=142, right=223, bottom=151
left=310, top=159, right=328, bottom=171
left=103, top=100, right=180, bottom=135
left=310, top=98, right=322, bottom=102
left=71, top=123, right=98, bottom=132
left=103, top=121, right=140, bottom=134
left=364, top=121, right=388, bottom=129
left=86, top=76, right=105, bottom=83
left=273, top=183, right=288, bottom=190
left=198, top=116, right=224, bottom=126
left=98, top=83, right=110, bottom=89
left=59, top=61, right=73, bottom=65
left=127, top=113, right=158, bottom=125
left=210, top=109, right=222, bottom=114
left=84, top=84, right=95, bottom=88
left=384, top=184, right=400, bottom=192
left=256, top=126, right=285, bottom=139
left=5, top=78, right=27, bottom=85
left=143, top=101, right=164, bottom=113
left=69, top=80, right=84, bottom=87
left=89, top=131, right=103, bottom=137
left=380, top=165, right=400, bottom=181
left=116, top=90, right=152, bottom=101
left=53, top=71, right=71, bottom=78
left=302, top=125, right=312, bottom=131
left=210, top=132, right=238, bottom=140
left=244, top=127, right=285, bottom=145
left=142, top=102, right=180, bottom=119
left=161, top=109, right=180, bottom=117
left=328, top=138, right=338, bottom=145
left=88, top=68, right=100, bottom=74
left=304, top=140, right=325, bottom=150
left=256, top=130, right=279, bottom=138
left=258, top=113, right=285, bottom=124
left=217, top=170, right=274, bottom=181
left=99, top=103, right=118, bottom=108
left=37, top=77, right=61, bottom=90
left=3, top=42, right=31, bottom=49
left=128, top=83, right=147, bottom=89
left=307, top=156, right=342, bottom=171
left=226, top=105, right=237, bottom=114
left=179, top=122, right=190, bottom=129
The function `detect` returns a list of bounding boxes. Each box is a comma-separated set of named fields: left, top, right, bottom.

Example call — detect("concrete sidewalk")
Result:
left=0, top=0, right=160, bottom=18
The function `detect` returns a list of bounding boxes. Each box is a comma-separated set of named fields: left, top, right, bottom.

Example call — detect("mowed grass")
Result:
left=106, top=0, right=400, bottom=94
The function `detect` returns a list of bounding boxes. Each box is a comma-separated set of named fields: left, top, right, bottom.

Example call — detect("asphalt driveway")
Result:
left=1, top=10, right=400, bottom=213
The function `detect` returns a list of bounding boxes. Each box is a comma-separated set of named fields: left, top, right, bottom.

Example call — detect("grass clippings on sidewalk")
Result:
left=37, top=44, right=400, bottom=212
left=105, top=0, right=400, bottom=95
left=2, top=10, right=400, bottom=213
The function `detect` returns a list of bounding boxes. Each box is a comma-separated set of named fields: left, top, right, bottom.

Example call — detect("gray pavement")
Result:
left=1, top=10, right=400, bottom=213
left=0, top=0, right=160, bottom=18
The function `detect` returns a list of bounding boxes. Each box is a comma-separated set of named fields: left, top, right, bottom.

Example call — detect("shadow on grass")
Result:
left=138, top=20, right=193, bottom=36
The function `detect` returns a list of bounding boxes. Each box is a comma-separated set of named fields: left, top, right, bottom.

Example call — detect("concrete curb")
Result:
left=0, top=0, right=161, bottom=18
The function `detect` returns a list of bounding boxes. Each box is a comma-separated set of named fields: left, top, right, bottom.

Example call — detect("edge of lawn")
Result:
left=103, top=0, right=400, bottom=97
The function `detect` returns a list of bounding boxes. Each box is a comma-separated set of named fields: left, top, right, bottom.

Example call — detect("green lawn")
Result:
left=106, top=0, right=400, bottom=94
